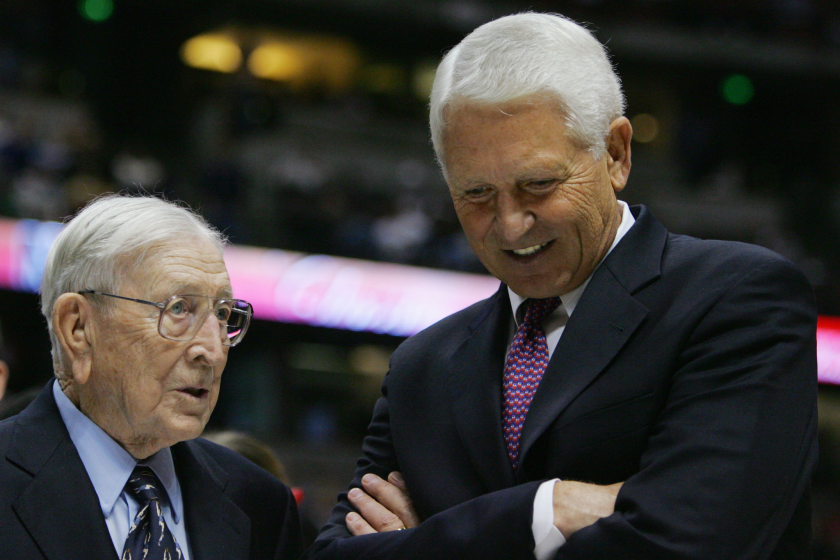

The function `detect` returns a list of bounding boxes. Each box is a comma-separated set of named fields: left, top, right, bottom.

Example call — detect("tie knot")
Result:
left=522, top=297, right=561, bottom=326
left=125, top=467, right=163, bottom=504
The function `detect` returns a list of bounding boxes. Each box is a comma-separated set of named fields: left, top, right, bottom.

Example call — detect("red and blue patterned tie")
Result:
left=503, top=297, right=562, bottom=469
left=121, top=467, right=183, bottom=560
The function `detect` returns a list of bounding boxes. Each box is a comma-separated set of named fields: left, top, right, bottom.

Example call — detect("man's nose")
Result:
left=188, top=311, right=227, bottom=366
left=494, top=191, right=535, bottom=244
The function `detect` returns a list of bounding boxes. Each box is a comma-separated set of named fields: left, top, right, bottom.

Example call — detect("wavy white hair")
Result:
left=429, top=12, right=625, bottom=172
left=40, top=194, right=227, bottom=380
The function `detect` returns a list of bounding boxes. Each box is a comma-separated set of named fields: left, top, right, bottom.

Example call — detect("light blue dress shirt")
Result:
left=53, top=382, right=192, bottom=559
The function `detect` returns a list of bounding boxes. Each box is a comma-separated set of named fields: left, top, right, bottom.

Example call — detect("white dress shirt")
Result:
left=53, top=382, right=192, bottom=559
left=505, top=201, right=635, bottom=559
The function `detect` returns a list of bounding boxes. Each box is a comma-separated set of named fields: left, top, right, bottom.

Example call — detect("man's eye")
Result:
left=464, top=186, right=492, bottom=199
left=214, top=306, right=232, bottom=321
left=528, top=179, right=557, bottom=190
left=168, top=299, right=191, bottom=316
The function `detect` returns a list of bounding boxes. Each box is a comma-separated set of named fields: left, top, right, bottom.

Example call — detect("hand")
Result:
left=346, top=472, right=421, bottom=536
left=552, top=480, right=624, bottom=539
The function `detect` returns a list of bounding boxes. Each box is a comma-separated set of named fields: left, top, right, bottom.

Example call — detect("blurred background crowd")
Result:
left=2, top=0, right=840, bottom=556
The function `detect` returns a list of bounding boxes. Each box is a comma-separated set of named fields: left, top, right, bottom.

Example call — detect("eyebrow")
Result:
left=169, top=283, right=234, bottom=299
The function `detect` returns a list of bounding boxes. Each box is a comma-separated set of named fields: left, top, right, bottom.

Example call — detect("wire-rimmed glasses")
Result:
left=78, top=290, right=253, bottom=347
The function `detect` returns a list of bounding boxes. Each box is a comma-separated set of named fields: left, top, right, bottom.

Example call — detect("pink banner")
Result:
left=818, top=317, right=840, bottom=385
left=223, top=245, right=500, bottom=337
left=1, top=216, right=839, bottom=383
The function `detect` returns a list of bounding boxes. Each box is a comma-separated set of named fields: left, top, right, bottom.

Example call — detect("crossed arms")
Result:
left=307, top=251, right=819, bottom=560
left=346, top=472, right=622, bottom=544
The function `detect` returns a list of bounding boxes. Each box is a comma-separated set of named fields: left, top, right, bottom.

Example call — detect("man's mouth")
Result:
left=510, top=241, right=550, bottom=257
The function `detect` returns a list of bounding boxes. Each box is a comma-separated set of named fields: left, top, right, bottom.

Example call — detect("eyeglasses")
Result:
left=78, top=290, right=253, bottom=347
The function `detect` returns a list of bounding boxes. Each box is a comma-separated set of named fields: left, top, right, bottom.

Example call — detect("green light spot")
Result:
left=80, top=0, right=114, bottom=22
left=721, top=74, right=754, bottom=105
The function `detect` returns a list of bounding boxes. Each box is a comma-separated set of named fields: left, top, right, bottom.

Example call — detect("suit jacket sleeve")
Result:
left=306, top=379, right=542, bottom=560
left=556, top=254, right=818, bottom=559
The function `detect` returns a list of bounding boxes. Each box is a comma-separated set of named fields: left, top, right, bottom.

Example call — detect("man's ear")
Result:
left=605, top=116, right=632, bottom=193
left=52, top=293, right=94, bottom=385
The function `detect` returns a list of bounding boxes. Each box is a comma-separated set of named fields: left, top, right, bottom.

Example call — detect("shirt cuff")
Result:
left=532, top=479, right=566, bottom=560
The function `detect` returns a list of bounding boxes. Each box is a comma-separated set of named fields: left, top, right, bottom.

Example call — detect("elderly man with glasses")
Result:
left=0, top=195, right=303, bottom=560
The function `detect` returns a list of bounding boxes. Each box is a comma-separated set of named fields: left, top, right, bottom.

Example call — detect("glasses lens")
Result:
left=225, top=300, right=252, bottom=346
left=160, top=295, right=199, bottom=341
left=159, top=295, right=252, bottom=345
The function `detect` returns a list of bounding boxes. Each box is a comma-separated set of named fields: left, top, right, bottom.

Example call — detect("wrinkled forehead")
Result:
left=119, top=236, right=232, bottom=300
left=441, top=95, right=572, bottom=152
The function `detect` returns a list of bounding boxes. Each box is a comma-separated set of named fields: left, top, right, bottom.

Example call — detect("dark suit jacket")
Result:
left=308, top=205, right=819, bottom=560
left=0, top=381, right=303, bottom=560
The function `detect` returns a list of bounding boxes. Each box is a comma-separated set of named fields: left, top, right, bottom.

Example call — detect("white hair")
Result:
left=430, top=12, right=625, bottom=170
left=40, top=194, right=228, bottom=379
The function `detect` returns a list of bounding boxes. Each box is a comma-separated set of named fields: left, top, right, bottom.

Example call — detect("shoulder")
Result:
left=391, top=287, right=503, bottom=363
left=665, top=233, right=789, bottom=268
left=622, top=205, right=810, bottom=294
left=0, top=415, right=19, bottom=475
left=663, top=234, right=812, bottom=295
left=0, top=414, right=16, bottom=442
left=179, top=439, right=303, bottom=557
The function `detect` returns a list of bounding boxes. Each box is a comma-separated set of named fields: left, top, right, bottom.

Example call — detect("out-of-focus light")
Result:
left=349, top=345, right=392, bottom=377
left=412, top=62, right=437, bottom=100
left=79, top=0, right=113, bottom=22
left=630, top=113, right=660, bottom=143
left=181, top=34, right=242, bottom=74
left=721, top=74, right=755, bottom=105
left=248, top=42, right=305, bottom=81
left=359, top=64, right=406, bottom=94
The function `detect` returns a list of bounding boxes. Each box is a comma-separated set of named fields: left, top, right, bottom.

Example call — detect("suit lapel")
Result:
left=174, top=440, right=251, bottom=560
left=517, top=206, right=667, bottom=475
left=446, top=284, right=517, bottom=491
left=8, top=382, right=118, bottom=560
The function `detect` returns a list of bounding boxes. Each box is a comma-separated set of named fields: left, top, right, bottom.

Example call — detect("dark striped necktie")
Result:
left=121, top=466, right=183, bottom=560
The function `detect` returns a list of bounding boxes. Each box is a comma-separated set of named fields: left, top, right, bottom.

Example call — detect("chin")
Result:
left=506, top=279, right=562, bottom=299
left=166, top=418, right=210, bottom=444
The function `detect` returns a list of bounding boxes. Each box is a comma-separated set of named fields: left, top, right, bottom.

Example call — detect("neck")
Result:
left=60, top=378, right=80, bottom=406
left=71, top=384, right=163, bottom=460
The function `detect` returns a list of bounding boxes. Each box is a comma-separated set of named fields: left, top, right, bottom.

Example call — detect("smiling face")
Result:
left=77, top=236, right=231, bottom=459
left=442, top=97, right=631, bottom=298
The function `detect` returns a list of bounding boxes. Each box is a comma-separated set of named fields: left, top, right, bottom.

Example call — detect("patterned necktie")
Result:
left=121, top=466, right=183, bottom=560
left=503, top=297, right=562, bottom=469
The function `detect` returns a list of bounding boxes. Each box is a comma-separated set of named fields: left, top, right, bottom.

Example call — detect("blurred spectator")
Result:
left=371, top=194, right=432, bottom=262
left=203, top=429, right=292, bottom=485
left=11, top=167, right=67, bottom=220
left=203, top=430, right=318, bottom=546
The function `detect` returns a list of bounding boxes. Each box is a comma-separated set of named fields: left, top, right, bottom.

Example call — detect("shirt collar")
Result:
left=508, top=200, right=635, bottom=321
left=52, top=381, right=184, bottom=523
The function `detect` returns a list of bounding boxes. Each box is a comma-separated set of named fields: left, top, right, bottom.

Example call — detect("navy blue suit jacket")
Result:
left=0, top=381, right=303, bottom=560
left=309, top=205, right=818, bottom=560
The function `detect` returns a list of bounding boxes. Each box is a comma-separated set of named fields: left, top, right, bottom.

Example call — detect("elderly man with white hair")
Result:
left=308, top=12, right=817, bottom=560
left=0, top=195, right=303, bottom=560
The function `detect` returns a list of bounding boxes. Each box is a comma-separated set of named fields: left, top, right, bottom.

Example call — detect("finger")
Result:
left=347, top=487, right=406, bottom=532
left=387, top=472, right=421, bottom=527
left=388, top=471, right=408, bottom=490
left=362, top=473, right=420, bottom=528
left=346, top=511, right=376, bottom=536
